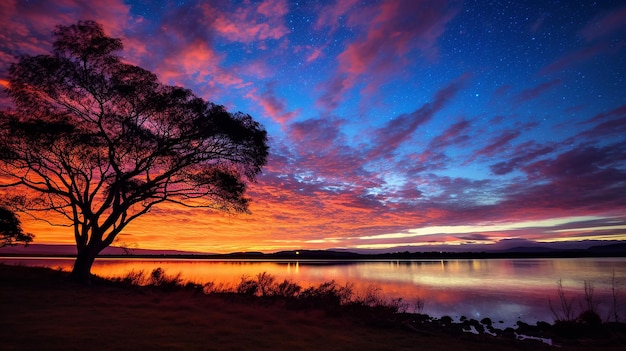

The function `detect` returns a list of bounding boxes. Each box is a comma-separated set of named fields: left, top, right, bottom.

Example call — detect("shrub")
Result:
left=358, top=285, right=384, bottom=307
left=255, top=272, right=276, bottom=297
left=149, top=268, right=183, bottom=290
left=549, top=279, right=576, bottom=322
left=413, top=297, right=425, bottom=314
left=440, top=316, right=453, bottom=325
left=117, top=269, right=147, bottom=286
left=609, top=270, right=621, bottom=322
left=299, top=280, right=346, bottom=308
left=236, top=275, right=259, bottom=296
left=203, top=281, right=216, bottom=294
left=388, top=298, right=410, bottom=314
left=275, top=279, right=301, bottom=298
left=185, top=281, right=203, bottom=291
left=578, top=309, right=602, bottom=326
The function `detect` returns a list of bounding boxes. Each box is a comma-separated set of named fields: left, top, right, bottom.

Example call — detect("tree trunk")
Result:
left=68, top=244, right=100, bottom=283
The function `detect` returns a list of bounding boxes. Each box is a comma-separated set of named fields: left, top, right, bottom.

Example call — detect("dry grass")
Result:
left=0, top=265, right=620, bottom=351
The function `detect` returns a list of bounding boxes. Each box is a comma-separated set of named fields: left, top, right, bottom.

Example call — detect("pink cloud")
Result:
left=159, top=40, right=221, bottom=81
left=246, top=82, right=299, bottom=126
left=513, top=145, right=626, bottom=212
left=582, top=103, right=626, bottom=124
left=240, top=60, right=274, bottom=79
left=579, top=116, right=626, bottom=139
left=513, top=79, right=562, bottom=105
left=315, top=0, right=359, bottom=32
left=306, top=46, right=324, bottom=62
left=316, top=75, right=349, bottom=111
left=576, top=103, right=626, bottom=139
left=152, top=38, right=248, bottom=100
left=0, top=0, right=134, bottom=73
left=204, top=0, right=290, bottom=43
left=289, top=118, right=344, bottom=152
left=539, top=43, right=612, bottom=75
left=291, top=44, right=328, bottom=63
left=470, top=130, right=521, bottom=161
left=428, top=119, right=472, bottom=149
left=318, top=0, right=459, bottom=110
left=343, top=0, right=455, bottom=73
left=490, top=141, right=555, bottom=175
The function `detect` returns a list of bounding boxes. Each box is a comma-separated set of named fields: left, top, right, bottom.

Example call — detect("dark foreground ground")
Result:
left=1, top=265, right=624, bottom=351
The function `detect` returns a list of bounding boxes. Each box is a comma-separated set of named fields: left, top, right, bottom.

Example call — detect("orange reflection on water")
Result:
left=3, top=257, right=625, bottom=327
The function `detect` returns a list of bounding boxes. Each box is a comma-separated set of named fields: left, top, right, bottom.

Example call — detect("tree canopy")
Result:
left=0, top=207, right=34, bottom=248
left=0, top=21, right=268, bottom=281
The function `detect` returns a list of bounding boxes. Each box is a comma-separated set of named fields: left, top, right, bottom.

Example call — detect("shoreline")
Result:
left=2, top=264, right=625, bottom=350
left=3, top=246, right=626, bottom=260
left=2, top=256, right=625, bottom=329
left=2, top=241, right=626, bottom=259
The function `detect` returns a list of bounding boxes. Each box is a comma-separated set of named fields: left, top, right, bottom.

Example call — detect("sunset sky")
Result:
left=1, top=0, right=625, bottom=254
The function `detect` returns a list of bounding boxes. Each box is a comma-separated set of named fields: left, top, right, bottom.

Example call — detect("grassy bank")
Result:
left=1, top=265, right=623, bottom=350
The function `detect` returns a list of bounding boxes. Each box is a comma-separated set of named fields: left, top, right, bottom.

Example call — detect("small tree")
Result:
left=0, top=21, right=268, bottom=282
left=0, top=207, right=34, bottom=248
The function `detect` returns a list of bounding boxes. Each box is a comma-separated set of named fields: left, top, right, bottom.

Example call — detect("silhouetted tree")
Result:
left=0, top=207, right=34, bottom=248
left=0, top=21, right=268, bottom=282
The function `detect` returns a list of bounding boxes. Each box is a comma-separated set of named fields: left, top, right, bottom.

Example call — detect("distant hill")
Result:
left=2, top=241, right=625, bottom=259
left=0, top=244, right=78, bottom=256
left=587, top=242, right=626, bottom=253
left=272, top=250, right=362, bottom=259
left=499, top=246, right=569, bottom=253
left=0, top=244, right=208, bottom=256
left=497, top=242, right=626, bottom=256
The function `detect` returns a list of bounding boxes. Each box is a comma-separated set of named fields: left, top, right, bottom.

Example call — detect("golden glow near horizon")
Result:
left=17, top=210, right=625, bottom=253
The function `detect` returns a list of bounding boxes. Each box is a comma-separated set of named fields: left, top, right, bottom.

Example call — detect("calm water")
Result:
left=3, top=257, right=625, bottom=327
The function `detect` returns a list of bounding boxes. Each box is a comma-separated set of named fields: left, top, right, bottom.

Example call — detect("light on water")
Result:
left=2, top=257, right=625, bottom=327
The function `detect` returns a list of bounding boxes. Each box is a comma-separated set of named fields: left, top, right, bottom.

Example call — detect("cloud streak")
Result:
left=317, top=0, right=459, bottom=110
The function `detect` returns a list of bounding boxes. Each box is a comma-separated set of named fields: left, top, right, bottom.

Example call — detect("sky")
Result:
left=1, top=0, right=625, bottom=254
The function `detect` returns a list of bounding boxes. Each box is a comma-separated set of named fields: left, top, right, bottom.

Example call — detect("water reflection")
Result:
left=2, top=257, right=624, bottom=327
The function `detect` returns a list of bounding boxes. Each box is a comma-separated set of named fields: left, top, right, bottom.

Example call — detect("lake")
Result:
left=2, top=256, right=625, bottom=327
